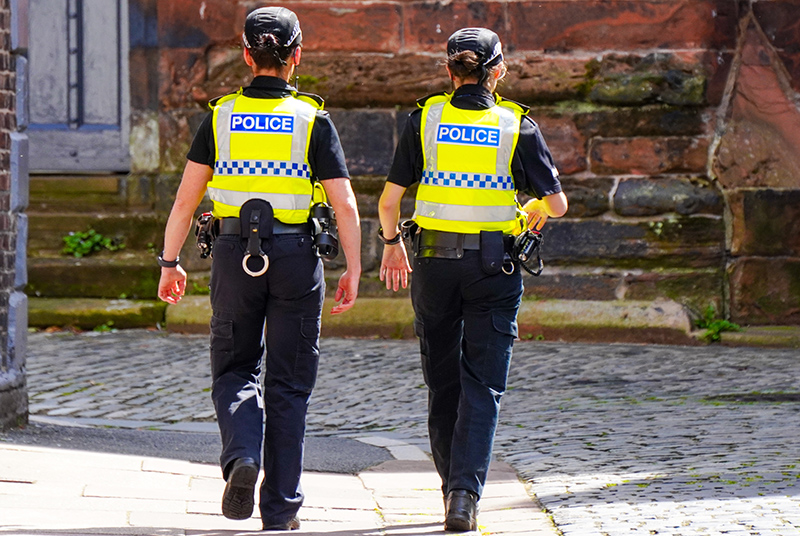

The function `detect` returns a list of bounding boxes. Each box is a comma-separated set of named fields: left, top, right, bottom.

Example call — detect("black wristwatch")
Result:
left=378, top=227, right=402, bottom=245
left=157, top=252, right=180, bottom=268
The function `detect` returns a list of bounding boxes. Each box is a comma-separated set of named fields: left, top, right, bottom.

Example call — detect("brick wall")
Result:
left=137, top=0, right=800, bottom=325
left=0, top=0, right=27, bottom=430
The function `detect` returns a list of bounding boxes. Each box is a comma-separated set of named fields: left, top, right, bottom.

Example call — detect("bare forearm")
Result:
left=323, top=178, right=362, bottom=273
left=335, top=200, right=362, bottom=273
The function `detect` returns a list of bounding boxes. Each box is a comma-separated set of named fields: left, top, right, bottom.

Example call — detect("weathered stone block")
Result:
left=503, top=54, right=592, bottom=103
left=543, top=217, right=724, bottom=269
left=159, top=112, right=193, bottom=174
left=158, top=48, right=208, bottom=110
left=728, top=188, right=800, bottom=257
left=728, top=257, right=800, bottom=325
left=157, top=0, right=238, bottom=48
left=0, top=376, right=27, bottom=430
left=520, top=267, right=620, bottom=301
left=281, top=1, right=401, bottom=53
left=402, top=1, right=505, bottom=52
left=623, top=268, right=724, bottom=314
left=8, top=291, right=26, bottom=368
left=507, top=1, right=737, bottom=52
left=614, top=177, right=723, bottom=216
left=129, top=0, right=158, bottom=48
left=536, top=115, right=586, bottom=175
left=558, top=177, right=613, bottom=218
left=753, top=0, right=800, bottom=93
left=14, top=214, right=26, bottom=289
left=130, top=111, right=160, bottom=173
left=15, top=55, right=26, bottom=130
left=571, top=104, right=710, bottom=138
left=130, top=48, right=159, bottom=111
left=590, top=136, right=710, bottom=175
left=328, top=109, right=396, bottom=176
left=10, top=132, right=28, bottom=213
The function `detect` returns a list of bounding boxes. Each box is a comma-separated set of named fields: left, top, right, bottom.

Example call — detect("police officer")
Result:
left=377, top=28, right=568, bottom=531
left=157, top=7, right=361, bottom=531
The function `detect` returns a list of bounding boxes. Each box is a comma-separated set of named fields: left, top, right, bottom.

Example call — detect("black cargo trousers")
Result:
left=208, top=229, right=324, bottom=526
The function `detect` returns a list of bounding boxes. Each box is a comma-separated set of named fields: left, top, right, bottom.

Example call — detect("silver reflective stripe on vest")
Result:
left=495, top=106, right=518, bottom=177
left=216, top=100, right=235, bottom=160
left=423, top=102, right=445, bottom=171
left=207, top=188, right=311, bottom=211
left=415, top=200, right=516, bottom=223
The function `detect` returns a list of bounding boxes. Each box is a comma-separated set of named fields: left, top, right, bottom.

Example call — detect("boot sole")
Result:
left=222, top=462, right=259, bottom=520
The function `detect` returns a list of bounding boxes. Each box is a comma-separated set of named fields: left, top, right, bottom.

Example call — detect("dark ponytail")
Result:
left=249, top=33, right=296, bottom=70
left=446, top=50, right=504, bottom=89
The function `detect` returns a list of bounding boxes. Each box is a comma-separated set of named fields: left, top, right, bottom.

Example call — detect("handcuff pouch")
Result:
left=480, top=231, right=504, bottom=275
left=238, top=199, right=274, bottom=276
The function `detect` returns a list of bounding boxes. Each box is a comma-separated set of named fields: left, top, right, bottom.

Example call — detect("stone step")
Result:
left=30, top=175, right=148, bottom=213
left=30, top=296, right=800, bottom=347
left=29, top=296, right=697, bottom=345
left=28, top=212, right=166, bottom=253
left=29, top=298, right=167, bottom=330
left=27, top=253, right=161, bottom=300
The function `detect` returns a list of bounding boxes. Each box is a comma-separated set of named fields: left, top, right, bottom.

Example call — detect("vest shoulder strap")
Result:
left=292, top=91, right=325, bottom=109
left=208, top=88, right=244, bottom=110
left=495, top=95, right=530, bottom=116
left=416, top=92, right=450, bottom=109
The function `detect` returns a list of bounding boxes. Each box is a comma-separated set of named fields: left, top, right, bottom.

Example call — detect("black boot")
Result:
left=444, top=489, right=478, bottom=531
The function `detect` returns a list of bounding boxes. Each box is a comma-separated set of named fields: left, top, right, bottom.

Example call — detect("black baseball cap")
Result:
left=243, top=7, right=302, bottom=49
left=447, top=28, right=504, bottom=67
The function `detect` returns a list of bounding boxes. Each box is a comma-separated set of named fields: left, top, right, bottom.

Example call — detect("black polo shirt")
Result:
left=387, top=84, right=561, bottom=200
left=187, top=76, right=350, bottom=181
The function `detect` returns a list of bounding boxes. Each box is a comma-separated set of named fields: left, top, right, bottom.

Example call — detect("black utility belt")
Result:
left=217, top=217, right=312, bottom=236
left=414, top=229, right=515, bottom=275
left=415, top=229, right=514, bottom=258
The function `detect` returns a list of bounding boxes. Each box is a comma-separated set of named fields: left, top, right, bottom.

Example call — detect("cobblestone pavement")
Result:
left=27, top=330, right=800, bottom=535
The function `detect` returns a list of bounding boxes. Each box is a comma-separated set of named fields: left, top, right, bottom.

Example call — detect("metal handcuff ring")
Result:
left=242, top=252, right=269, bottom=277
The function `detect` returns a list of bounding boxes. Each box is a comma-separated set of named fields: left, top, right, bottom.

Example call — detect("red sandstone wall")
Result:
left=136, top=0, right=800, bottom=325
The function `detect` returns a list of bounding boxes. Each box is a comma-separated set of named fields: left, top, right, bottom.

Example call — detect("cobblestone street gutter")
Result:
left=26, top=331, right=800, bottom=534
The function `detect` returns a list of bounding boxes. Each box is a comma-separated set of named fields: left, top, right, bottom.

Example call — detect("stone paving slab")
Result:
left=0, top=442, right=543, bottom=536
left=20, top=330, right=800, bottom=534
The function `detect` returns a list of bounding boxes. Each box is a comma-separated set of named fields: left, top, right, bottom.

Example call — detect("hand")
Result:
left=158, top=265, right=188, bottom=304
left=380, top=244, right=412, bottom=292
left=331, top=269, right=360, bottom=315
left=523, top=199, right=549, bottom=231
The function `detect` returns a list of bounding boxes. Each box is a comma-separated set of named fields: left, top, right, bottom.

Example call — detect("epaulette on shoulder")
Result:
left=416, top=91, right=449, bottom=108
left=496, top=95, right=530, bottom=115
left=294, top=91, right=325, bottom=109
left=208, top=88, right=243, bottom=110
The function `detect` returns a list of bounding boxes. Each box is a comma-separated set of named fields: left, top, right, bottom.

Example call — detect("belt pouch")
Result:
left=239, top=199, right=274, bottom=256
left=480, top=231, right=504, bottom=275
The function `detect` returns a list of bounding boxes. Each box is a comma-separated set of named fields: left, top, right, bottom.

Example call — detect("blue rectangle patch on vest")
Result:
left=436, top=124, right=501, bottom=147
left=230, top=114, right=295, bottom=133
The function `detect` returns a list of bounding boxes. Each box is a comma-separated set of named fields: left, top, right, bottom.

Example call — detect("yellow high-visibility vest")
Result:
left=208, top=92, right=321, bottom=223
left=415, top=93, right=527, bottom=234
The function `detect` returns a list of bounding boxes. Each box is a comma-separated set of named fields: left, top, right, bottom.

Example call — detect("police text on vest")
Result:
left=230, top=114, right=295, bottom=133
left=436, top=124, right=500, bottom=147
